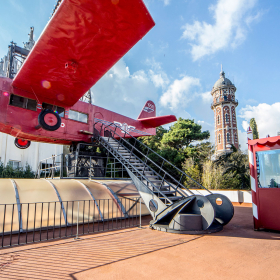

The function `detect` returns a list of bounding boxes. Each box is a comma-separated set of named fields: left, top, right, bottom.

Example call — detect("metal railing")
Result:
left=0, top=197, right=144, bottom=248
left=211, top=98, right=238, bottom=108
left=94, top=120, right=212, bottom=196
left=36, top=154, right=129, bottom=180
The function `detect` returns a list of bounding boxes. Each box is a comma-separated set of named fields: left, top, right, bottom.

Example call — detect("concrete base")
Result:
left=151, top=222, right=223, bottom=234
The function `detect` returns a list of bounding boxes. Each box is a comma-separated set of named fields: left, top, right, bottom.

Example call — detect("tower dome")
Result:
left=213, top=71, right=234, bottom=89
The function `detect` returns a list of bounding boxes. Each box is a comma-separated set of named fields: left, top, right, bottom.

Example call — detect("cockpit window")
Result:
left=69, top=110, right=88, bottom=123
left=10, top=94, right=37, bottom=111
left=42, top=103, right=65, bottom=117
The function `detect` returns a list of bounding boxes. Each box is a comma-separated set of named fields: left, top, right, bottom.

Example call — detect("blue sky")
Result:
left=1, top=0, right=280, bottom=150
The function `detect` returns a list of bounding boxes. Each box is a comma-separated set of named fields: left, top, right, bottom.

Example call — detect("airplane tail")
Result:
left=137, top=100, right=156, bottom=120
left=138, top=100, right=177, bottom=127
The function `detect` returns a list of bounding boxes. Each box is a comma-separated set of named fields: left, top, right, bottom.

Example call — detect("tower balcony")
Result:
left=211, top=98, right=238, bottom=109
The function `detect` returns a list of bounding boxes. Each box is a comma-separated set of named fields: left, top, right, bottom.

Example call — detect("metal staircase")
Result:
left=94, top=120, right=234, bottom=234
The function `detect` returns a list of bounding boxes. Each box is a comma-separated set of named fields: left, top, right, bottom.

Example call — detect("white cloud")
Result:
left=238, top=129, right=248, bottom=152
left=181, top=0, right=259, bottom=60
left=149, top=70, right=170, bottom=89
left=200, top=91, right=212, bottom=103
left=110, top=59, right=130, bottom=78
left=91, top=59, right=158, bottom=119
left=239, top=103, right=280, bottom=138
left=198, top=120, right=213, bottom=127
left=160, top=76, right=200, bottom=110
left=245, top=11, right=264, bottom=26
left=146, top=58, right=170, bottom=89
left=160, top=0, right=171, bottom=6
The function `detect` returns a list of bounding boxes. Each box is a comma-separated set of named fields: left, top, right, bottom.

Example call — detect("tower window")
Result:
left=235, top=133, right=238, bottom=142
left=218, top=134, right=221, bottom=144
left=227, top=133, right=230, bottom=142
left=217, top=115, right=220, bottom=124
left=224, top=95, right=227, bottom=101
left=216, top=97, right=219, bottom=103
left=225, top=114, right=229, bottom=122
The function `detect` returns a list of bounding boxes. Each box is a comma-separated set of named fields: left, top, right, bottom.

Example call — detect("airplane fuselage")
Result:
left=0, top=77, right=156, bottom=146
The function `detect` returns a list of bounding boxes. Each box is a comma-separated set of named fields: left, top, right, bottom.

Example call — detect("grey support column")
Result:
left=95, top=181, right=128, bottom=218
left=10, top=180, right=23, bottom=232
left=75, top=180, right=104, bottom=221
left=44, top=180, right=68, bottom=225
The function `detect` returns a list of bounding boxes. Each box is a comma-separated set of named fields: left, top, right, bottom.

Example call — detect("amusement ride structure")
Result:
left=0, top=0, right=234, bottom=236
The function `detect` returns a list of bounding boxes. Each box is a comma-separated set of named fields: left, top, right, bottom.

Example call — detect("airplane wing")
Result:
left=12, top=0, right=155, bottom=107
left=139, top=115, right=177, bottom=127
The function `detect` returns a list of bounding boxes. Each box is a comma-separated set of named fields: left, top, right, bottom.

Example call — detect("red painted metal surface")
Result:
left=248, top=137, right=280, bottom=231
left=12, top=0, right=155, bottom=107
left=139, top=115, right=177, bottom=127
left=18, top=139, right=29, bottom=146
left=138, top=100, right=156, bottom=119
left=44, top=113, right=58, bottom=126
left=0, top=78, right=177, bottom=146
left=248, top=136, right=280, bottom=146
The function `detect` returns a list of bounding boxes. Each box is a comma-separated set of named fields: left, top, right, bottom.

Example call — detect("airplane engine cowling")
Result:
left=15, top=138, right=31, bottom=149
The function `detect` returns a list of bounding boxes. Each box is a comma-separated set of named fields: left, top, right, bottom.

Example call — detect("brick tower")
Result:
left=211, top=70, right=239, bottom=155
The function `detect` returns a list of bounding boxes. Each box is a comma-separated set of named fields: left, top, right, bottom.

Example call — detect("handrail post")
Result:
left=52, top=155, right=55, bottom=179
left=139, top=197, right=142, bottom=228
left=60, top=154, right=63, bottom=178
left=75, top=201, right=80, bottom=240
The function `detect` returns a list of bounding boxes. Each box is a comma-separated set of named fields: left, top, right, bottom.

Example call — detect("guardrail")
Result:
left=36, top=153, right=129, bottom=180
left=0, top=197, right=144, bottom=248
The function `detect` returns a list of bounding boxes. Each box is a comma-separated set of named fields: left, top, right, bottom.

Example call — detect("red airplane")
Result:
left=0, top=0, right=176, bottom=150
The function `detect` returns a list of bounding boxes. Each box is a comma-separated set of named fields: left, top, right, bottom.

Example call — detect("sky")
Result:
left=1, top=0, right=280, bottom=151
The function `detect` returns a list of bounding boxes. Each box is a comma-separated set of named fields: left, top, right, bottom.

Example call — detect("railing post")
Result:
left=139, top=197, right=142, bottom=228
left=75, top=201, right=80, bottom=240
left=52, top=155, right=55, bottom=179
left=60, top=154, right=63, bottom=179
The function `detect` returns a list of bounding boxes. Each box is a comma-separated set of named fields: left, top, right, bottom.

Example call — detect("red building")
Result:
left=211, top=70, right=239, bottom=155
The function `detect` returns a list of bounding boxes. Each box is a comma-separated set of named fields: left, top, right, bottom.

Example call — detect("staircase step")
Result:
left=149, top=180, right=164, bottom=183
left=161, top=190, right=176, bottom=195
left=159, top=196, right=182, bottom=201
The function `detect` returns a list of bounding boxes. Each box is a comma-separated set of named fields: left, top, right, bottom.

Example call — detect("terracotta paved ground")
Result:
left=1, top=206, right=280, bottom=280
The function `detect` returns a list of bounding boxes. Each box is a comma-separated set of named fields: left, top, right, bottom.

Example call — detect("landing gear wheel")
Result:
left=38, top=109, right=61, bottom=131
left=15, top=138, right=31, bottom=149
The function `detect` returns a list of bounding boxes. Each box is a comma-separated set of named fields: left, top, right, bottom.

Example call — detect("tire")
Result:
left=38, top=109, right=61, bottom=131
left=15, top=138, right=31, bottom=149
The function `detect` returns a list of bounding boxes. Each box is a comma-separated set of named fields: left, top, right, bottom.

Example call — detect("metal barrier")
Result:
left=36, top=153, right=129, bottom=180
left=0, top=197, right=143, bottom=248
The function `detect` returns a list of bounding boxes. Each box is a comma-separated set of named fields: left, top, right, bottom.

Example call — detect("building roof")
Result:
left=213, top=71, right=235, bottom=89
left=248, top=135, right=280, bottom=146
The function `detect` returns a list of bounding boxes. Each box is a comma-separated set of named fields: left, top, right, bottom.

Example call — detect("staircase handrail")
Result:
left=99, top=137, right=174, bottom=204
left=100, top=134, right=188, bottom=199
left=93, top=120, right=211, bottom=194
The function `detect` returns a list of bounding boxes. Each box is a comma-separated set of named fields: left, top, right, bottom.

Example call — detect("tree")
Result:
left=140, top=126, right=167, bottom=152
left=213, top=145, right=250, bottom=189
left=250, top=118, right=259, bottom=139
left=182, top=158, right=201, bottom=188
left=138, top=119, right=210, bottom=172
left=185, top=142, right=214, bottom=166
left=161, top=118, right=210, bottom=149
left=0, top=161, right=35, bottom=178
